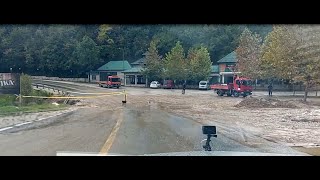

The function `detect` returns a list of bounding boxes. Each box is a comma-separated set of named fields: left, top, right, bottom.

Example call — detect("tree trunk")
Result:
left=304, top=85, right=308, bottom=102
left=255, top=79, right=257, bottom=90
left=293, top=83, right=295, bottom=96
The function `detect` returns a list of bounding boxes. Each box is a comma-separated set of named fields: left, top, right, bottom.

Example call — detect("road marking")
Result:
left=0, top=126, right=13, bottom=132
left=15, top=122, right=32, bottom=127
left=99, top=109, right=124, bottom=155
left=0, top=109, right=76, bottom=133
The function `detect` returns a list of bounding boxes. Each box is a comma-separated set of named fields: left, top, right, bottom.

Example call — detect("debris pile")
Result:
left=235, top=97, right=297, bottom=108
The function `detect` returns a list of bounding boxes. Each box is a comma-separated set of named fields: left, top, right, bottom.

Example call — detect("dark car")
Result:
left=163, top=80, right=174, bottom=89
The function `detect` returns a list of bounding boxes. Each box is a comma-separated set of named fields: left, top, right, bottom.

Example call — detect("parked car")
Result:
left=150, top=81, right=161, bottom=88
left=163, top=80, right=174, bottom=89
left=199, top=81, right=210, bottom=90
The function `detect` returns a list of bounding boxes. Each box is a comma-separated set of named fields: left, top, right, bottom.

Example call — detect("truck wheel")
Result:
left=218, top=90, right=224, bottom=96
left=117, top=86, right=119, bottom=89
left=234, top=91, right=239, bottom=97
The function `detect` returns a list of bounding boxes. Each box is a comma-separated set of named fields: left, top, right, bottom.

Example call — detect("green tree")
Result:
left=73, top=35, right=102, bottom=74
left=235, top=28, right=262, bottom=79
left=164, top=41, right=186, bottom=82
left=142, top=40, right=163, bottom=83
left=187, top=46, right=212, bottom=83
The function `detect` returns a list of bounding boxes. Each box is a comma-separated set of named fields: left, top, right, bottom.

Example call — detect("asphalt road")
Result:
left=0, top=80, right=307, bottom=155
left=0, top=105, right=259, bottom=156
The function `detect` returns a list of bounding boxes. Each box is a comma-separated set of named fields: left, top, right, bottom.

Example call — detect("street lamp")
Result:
left=118, top=47, right=125, bottom=70
left=118, top=47, right=125, bottom=85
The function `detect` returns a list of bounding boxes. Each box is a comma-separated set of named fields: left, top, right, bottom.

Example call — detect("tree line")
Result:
left=0, top=24, right=271, bottom=77
left=143, top=40, right=212, bottom=85
left=235, top=25, right=320, bottom=101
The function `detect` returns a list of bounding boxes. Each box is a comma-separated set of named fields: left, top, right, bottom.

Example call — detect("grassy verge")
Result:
left=0, top=104, right=68, bottom=116
left=0, top=91, right=69, bottom=116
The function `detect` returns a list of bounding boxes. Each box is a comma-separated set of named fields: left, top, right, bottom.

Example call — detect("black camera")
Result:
left=202, top=126, right=216, bottom=135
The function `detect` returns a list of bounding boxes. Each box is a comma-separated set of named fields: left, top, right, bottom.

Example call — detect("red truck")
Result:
left=210, top=75, right=253, bottom=97
left=98, top=75, right=121, bottom=88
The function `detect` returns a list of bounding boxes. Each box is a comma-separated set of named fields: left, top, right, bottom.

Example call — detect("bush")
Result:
left=20, top=74, right=52, bottom=105
left=20, top=74, right=33, bottom=105
left=29, top=89, right=53, bottom=104
left=20, top=74, right=32, bottom=96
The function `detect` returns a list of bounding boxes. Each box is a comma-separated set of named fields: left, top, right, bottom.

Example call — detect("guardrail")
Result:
left=31, top=76, right=88, bottom=82
left=32, top=83, right=70, bottom=96
left=28, top=84, right=127, bottom=104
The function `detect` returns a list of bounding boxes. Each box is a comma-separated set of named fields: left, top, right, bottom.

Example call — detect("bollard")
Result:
left=122, top=90, right=127, bottom=104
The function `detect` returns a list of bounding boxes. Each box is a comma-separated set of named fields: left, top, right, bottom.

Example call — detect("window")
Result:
left=242, top=80, right=252, bottom=86
left=236, top=80, right=240, bottom=86
left=92, top=75, right=96, bottom=80
left=111, top=78, right=120, bottom=82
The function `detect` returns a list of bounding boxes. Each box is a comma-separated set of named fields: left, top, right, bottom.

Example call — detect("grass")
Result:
left=0, top=104, right=68, bottom=116
left=0, top=95, right=17, bottom=106
left=0, top=91, right=68, bottom=116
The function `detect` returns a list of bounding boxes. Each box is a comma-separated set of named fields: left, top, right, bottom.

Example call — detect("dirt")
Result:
left=235, top=97, right=298, bottom=108
left=57, top=88, right=320, bottom=155
left=293, top=147, right=320, bottom=156
left=122, top=90, right=320, bottom=152
left=5, top=83, right=320, bottom=154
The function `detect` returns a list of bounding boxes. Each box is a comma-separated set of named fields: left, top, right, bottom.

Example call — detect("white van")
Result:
left=199, top=81, right=209, bottom=90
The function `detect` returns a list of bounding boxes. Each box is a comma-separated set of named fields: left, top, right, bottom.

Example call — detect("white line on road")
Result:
left=0, top=109, right=76, bottom=133
left=15, top=122, right=32, bottom=127
left=0, top=126, right=13, bottom=132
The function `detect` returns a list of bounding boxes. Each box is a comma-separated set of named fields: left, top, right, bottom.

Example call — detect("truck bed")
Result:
left=210, top=84, right=230, bottom=90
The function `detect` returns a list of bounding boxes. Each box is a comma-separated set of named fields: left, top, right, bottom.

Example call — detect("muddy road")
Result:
left=0, top=80, right=314, bottom=155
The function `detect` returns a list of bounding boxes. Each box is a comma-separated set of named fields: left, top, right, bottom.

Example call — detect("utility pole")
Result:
left=122, top=48, right=125, bottom=70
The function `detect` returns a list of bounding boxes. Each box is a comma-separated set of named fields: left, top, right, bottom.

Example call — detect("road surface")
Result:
left=0, top=80, right=307, bottom=155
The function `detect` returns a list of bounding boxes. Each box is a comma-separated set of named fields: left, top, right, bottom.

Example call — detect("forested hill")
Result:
left=0, top=24, right=272, bottom=77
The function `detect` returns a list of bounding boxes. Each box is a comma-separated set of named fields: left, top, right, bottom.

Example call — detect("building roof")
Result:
left=217, top=51, right=237, bottom=64
left=122, top=66, right=144, bottom=73
left=211, top=65, right=219, bottom=73
left=131, top=57, right=146, bottom=65
left=97, top=61, right=131, bottom=71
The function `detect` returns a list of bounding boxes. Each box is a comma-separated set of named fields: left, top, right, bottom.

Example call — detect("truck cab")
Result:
left=99, top=75, right=121, bottom=88
left=232, top=76, right=253, bottom=97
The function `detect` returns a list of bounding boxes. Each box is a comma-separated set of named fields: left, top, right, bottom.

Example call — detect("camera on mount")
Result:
left=202, top=126, right=217, bottom=151
left=202, top=126, right=217, bottom=137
